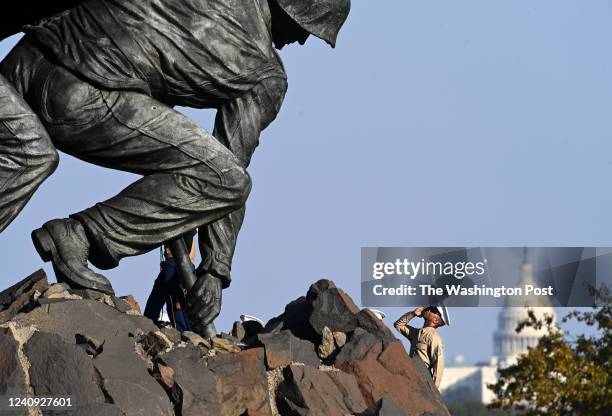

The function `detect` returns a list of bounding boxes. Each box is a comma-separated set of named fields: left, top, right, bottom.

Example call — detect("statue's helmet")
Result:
left=275, top=0, right=351, bottom=47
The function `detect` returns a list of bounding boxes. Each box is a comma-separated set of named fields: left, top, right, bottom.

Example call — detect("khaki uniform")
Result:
left=394, top=312, right=445, bottom=387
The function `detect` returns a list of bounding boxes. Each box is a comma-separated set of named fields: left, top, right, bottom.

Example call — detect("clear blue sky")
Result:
left=1, top=0, right=610, bottom=364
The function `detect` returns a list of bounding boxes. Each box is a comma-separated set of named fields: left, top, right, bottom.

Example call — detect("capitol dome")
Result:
left=493, top=250, right=556, bottom=366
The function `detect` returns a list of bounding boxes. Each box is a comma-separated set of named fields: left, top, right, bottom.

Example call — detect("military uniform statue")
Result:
left=0, top=0, right=350, bottom=336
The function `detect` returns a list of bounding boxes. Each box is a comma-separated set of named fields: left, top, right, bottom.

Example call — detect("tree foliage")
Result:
left=488, top=286, right=611, bottom=415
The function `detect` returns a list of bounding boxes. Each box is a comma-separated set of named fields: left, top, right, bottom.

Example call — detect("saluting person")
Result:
left=394, top=306, right=447, bottom=388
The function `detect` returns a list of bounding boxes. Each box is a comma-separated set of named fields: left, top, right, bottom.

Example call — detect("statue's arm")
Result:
left=1, top=0, right=85, bottom=40
left=186, top=76, right=288, bottom=335
left=212, top=76, right=288, bottom=166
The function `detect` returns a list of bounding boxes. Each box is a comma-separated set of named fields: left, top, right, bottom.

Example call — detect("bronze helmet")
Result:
left=275, top=0, right=351, bottom=47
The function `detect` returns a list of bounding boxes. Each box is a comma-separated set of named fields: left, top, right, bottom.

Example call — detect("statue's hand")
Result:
left=186, top=272, right=222, bottom=337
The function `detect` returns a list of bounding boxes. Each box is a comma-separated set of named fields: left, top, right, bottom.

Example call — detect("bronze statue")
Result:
left=0, top=0, right=350, bottom=337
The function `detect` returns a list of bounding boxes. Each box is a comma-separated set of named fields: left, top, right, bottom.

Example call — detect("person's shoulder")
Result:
left=422, top=327, right=443, bottom=340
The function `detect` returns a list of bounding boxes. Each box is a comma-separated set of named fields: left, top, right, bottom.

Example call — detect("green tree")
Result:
left=488, top=286, right=611, bottom=415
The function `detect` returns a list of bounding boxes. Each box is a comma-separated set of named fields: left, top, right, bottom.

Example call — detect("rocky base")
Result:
left=0, top=270, right=449, bottom=416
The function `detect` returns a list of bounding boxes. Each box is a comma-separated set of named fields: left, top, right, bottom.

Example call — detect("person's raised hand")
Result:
left=414, top=306, right=425, bottom=316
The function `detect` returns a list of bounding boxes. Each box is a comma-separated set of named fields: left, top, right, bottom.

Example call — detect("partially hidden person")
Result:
left=394, top=306, right=446, bottom=388
left=143, top=231, right=197, bottom=332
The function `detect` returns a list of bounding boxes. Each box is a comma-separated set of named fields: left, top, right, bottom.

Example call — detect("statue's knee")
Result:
left=42, top=147, right=59, bottom=175
left=26, top=137, right=59, bottom=178
left=239, top=170, right=252, bottom=204
left=30, top=126, right=60, bottom=175
left=227, top=166, right=252, bottom=206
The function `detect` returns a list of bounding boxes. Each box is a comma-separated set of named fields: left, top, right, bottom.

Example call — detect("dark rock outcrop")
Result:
left=0, top=271, right=450, bottom=416
left=256, top=330, right=319, bottom=369
left=356, top=397, right=408, bottom=416
left=157, top=345, right=219, bottom=415
left=207, top=348, right=270, bottom=415
left=25, top=331, right=106, bottom=403
left=277, top=364, right=367, bottom=415
left=0, top=269, right=48, bottom=322
left=0, top=333, right=25, bottom=397
left=264, top=279, right=395, bottom=347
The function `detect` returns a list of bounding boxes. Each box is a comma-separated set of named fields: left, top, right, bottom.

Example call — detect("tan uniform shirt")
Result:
left=394, top=312, right=445, bottom=387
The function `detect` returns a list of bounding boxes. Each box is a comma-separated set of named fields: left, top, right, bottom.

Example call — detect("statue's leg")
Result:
left=197, top=109, right=261, bottom=287
left=21, top=65, right=252, bottom=272
left=0, top=37, right=114, bottom=293
left=0, top=74, right=58, bottom=233
left=198, top=204, right=245, bottom=287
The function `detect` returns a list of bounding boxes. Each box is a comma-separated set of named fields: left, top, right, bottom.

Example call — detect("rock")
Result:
left=219, top=332, right=240, bottom=343
left=100, top=294, right=116, bottom=307
left=264, top=296, right=318, bottom=342
left=24, top=331, right=106, bottom=404
left=0, top=269, right=48, bottom=323
left=0, top=269, right=47, bottom=307
left=45, top=291, right=82, bottom=300
left=333, top=331, right=346, bottom=348
left=410, top=355, right=445, bottom=403
left=158, top=345, right=219, bottom=415
left=111, top=296, right=131, bottom=313
left=0, top=272, right=450, bottom=416
left=138, top=330, right=173, bottom=357
left=181, top=331, right=211, bottom=349
left=307, top=279, right=360, bottom=336
left=102, top=377, right=173, bottom=416
left=161, top=346, right=271, bottom=416
left=335, top=328, right=449, bottom=415
left=335, top=328, right=378, bottom=364
left=264, top=280, right=363, bottom=343
left=42, top=283, right=70, bottom=297
left=240, top=410, right=268, bottom=416
left=157, top=364, right=175, bottom=390
left=75, top=333, right=104, bottom=350
left=356, top=397, right=408, bottom=416
left=36, top=297, right=68, bottom=306
left=69, top=288, right=106, bottom=301
left=119, top=295, right=142, bottom=315
left=16, top=299, right=174, bottom=416
left=305, top=278, right=337, bottom=300
left=0, top=333, right=26, bottom=396
left=44, top=403, right=124, bottom=416
left=257, top=330, right=319, bottom=369
left=356, top=308, right=395, bottom=346
left=231, top=320, right=246, bottom=342
left=161, top=326, right=181, bottom=344
left=326, top=370, right=369, bottom=412
left=207, top=348, right=271, bottom=416
left=276, top=364, right=367, bottom=416
left=211, top=336, right=241, bottom=354
left=317, top=326, right=336, bottom=359
left=75, top=333, right=104, bottom=357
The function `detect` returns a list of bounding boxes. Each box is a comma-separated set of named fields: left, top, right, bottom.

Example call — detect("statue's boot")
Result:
left=31, top=218, right=115, bottom=294
left=193, top=322, right=217, bottom=341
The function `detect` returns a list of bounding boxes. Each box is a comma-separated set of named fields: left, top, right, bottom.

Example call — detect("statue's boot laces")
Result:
left=32, top=218, right=115, bottom=294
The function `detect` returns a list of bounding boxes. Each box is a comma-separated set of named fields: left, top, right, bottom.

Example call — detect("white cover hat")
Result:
left=240, top=314, right=264, bottom=326
left=437, top=303, right=450, bottom=326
